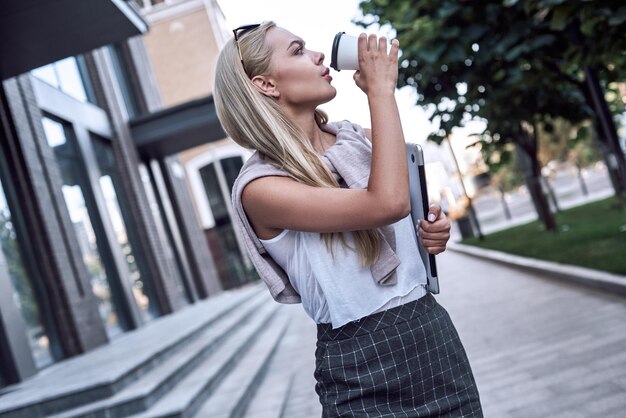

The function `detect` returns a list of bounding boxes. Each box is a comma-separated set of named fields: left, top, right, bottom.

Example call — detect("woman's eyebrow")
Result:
left=287, top=39, right=305, bottom=51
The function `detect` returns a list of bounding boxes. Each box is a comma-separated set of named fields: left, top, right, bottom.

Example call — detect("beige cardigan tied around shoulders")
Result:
left=231, top=120, right=401, bottom=304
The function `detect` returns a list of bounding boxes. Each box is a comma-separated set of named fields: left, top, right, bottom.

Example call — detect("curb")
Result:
left=448, top=242, right=626, bottom=297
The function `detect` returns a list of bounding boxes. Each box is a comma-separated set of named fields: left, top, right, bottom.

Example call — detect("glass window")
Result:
left=30, top=65, right=59, bottom=88
left=220, top=156, right=244, bottom=194
left=139, top=164, right=193, bottom=303
left=31, top=57, right=89, bottom=103
left=92, top=137, right=158, bottom=321
left=108, top=45, right=140, bottom=118
left=41, top=117, right=125, bottom=338
left=0, top=180, right=53, bottom=368
left=199, top=163, right=229, bottom=225
left=199, top=160, right=253, bottom=288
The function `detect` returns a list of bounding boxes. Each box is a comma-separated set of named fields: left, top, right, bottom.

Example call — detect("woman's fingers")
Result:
left=417, top=216, right=450, bottom=254
left=358, top=32, right=367, bottom=54
left=418, top=236, right=447, bottom=254
left=367, top=33, right=377, bottom=51
left=426, top=246, right=446, bottom=255
left=354, top=33, right=399, bottom=96
left=358, top=33, right=399, bottom=57
left=420, top=237, right=448, bottom=247
left=390, top=38, right=399, bottom=60
left=418, top=230, right=450, bottom=243
left=378, top=36, right=387, bottom=53
left=418, top=219, right=451, bottom=234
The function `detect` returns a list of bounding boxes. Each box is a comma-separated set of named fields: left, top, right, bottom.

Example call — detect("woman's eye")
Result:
left=295, top=47, right=304, bottom=55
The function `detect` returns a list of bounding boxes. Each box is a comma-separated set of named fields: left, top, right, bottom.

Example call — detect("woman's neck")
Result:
left=284, top=107, right=332, bottom=155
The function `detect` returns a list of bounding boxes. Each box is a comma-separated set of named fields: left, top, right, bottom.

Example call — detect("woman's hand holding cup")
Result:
left=353, top=34, right=399, bottom=98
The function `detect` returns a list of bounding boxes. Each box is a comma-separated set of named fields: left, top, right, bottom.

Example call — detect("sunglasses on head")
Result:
left=233, top=23, right=261, bottom=71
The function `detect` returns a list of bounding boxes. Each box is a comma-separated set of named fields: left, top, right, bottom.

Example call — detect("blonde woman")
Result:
left=215, top=21, right=482, bottom=417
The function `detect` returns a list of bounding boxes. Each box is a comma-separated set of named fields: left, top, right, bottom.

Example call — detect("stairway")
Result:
left=0, top=282, right=303, bottom=418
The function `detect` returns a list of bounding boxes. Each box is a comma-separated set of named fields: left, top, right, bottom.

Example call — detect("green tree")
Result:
left=357, top=0, right=565, bottom=230
left=357, top=0, right=626, bottom=231
left=524, top=0, right=626, bottom=203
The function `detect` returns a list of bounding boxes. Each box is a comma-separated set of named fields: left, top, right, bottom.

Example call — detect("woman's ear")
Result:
left=251, top=75, right=280, bottom=98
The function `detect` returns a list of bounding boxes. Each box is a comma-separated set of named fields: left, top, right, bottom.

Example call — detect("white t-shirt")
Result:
left=260, top=213, right=428, bottom=329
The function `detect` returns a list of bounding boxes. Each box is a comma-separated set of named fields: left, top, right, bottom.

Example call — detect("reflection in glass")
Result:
left=200, top=160, right=255, bottom=289
left=200, top=163, right=228, bottom=222
left=221, top=156, right=244, bottom=194
left=0, top=180, right=53, bottom=368
left=42, top=117, right=123, bottom=338
left=30, top=65, right=59, bottom=88
left=31, top=57, right=88, bottom=103
left=93, top=137, right=156, bottom=321
left=108, top=45, right=140, bottom=119
left=139, top=165, right=192, bottom=303
left=92, top=134, right=158, bottom=321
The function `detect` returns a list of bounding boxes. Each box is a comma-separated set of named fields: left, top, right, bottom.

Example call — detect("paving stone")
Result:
left=509, top=382, right=624, bottom=418
left=549, top=409, right=591, bottom=418
left=582, top=391, right=626, bottom=416
left=551, top=363, right=626, bottom=394
left=435, top=251, right=626, bottom=416
left=239, top=250, right=626, bottom=416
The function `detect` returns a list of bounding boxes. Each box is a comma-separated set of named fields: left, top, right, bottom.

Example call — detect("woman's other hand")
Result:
left=416, top=204, right=451, bottom=255
left=353, top=33, right=399, bottom=97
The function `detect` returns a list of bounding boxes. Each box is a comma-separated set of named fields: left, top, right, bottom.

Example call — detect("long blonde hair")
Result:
left=214, top=21, right=382, bottom=267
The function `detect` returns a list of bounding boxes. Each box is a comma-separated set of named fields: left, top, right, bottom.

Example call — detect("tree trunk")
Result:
left=515, top=123, right=558, bottom=232
left=583, top=67, right=626, bottom=202
left=593, top=125, right=624, bottom=199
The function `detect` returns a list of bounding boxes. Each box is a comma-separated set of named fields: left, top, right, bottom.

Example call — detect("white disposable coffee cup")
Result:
left=330, top=32, right=394, bottom=71
left=331, top=32, right=359, bottom=71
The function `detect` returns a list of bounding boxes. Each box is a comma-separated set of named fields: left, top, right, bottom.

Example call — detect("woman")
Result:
left=214, top=21, right=482, bottom=417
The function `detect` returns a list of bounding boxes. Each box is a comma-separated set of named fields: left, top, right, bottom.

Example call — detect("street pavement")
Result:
left=248, top=250, right=626, bottom=417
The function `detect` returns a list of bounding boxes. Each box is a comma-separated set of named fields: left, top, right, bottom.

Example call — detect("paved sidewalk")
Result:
left=448, top=242, right=626, bottom=297
left=252, top=251, right=626, bottom=417
left=436, top=251, right=626, bottom=417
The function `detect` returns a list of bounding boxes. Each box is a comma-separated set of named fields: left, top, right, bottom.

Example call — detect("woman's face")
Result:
left=261, top=27, right=336, bottom=111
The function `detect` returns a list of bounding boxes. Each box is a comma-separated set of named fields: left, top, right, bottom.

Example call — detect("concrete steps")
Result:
left=191, top=312, right=290, bottom=418
left=125, top=302, right=286, bottom=418
left=0, top=283, right=284, bottom=418
left=47, top=291, right=272, bottom=418
left=243, top=319, right=298, bottom=418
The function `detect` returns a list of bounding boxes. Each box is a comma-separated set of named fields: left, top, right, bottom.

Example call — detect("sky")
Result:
left=215, top=0, right=436, bottom=144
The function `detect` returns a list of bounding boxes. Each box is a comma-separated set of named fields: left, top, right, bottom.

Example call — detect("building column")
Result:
left=1, top=76, right=108, bottom=356
left=88, top=47, right=190, bottom=313
left=160, top=156, right=223, bottom=298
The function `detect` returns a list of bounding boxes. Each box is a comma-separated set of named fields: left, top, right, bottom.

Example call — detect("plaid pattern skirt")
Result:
left=314, top=293, right=483, bottom=417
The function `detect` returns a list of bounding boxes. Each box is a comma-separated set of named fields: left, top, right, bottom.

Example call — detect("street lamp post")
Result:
left=447, top=136, right=484, bottom=240
left=498, top=186, right=512, bottom=220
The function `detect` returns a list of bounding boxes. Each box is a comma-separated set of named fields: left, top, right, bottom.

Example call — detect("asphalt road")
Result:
left=468, top=165, right=614, bottom=236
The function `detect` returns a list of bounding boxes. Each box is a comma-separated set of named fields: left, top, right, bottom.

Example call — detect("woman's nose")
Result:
left=314, top=50, right=324, bottom=64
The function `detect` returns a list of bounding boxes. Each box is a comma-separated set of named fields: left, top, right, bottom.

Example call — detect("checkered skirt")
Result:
left=314, top=293, right=483, bottom=417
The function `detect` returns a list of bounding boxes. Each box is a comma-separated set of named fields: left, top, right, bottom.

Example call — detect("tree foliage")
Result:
left=357, top=0, right=626, bottom=228
left=357, top=0, right=624, bottom=149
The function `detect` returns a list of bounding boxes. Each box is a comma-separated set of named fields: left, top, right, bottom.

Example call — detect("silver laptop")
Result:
left=405, top=143, right=440, bottom=294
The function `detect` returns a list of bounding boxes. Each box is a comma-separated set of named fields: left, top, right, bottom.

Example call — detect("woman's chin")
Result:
left=319, top=88, right=337, bottom=105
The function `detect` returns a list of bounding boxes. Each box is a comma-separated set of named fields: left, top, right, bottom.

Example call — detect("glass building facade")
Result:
left=0, top=40, right=224, bottom=389
left=0, top=1, right=227, bottom=395
left=0, top=179, right=54, bottom=369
